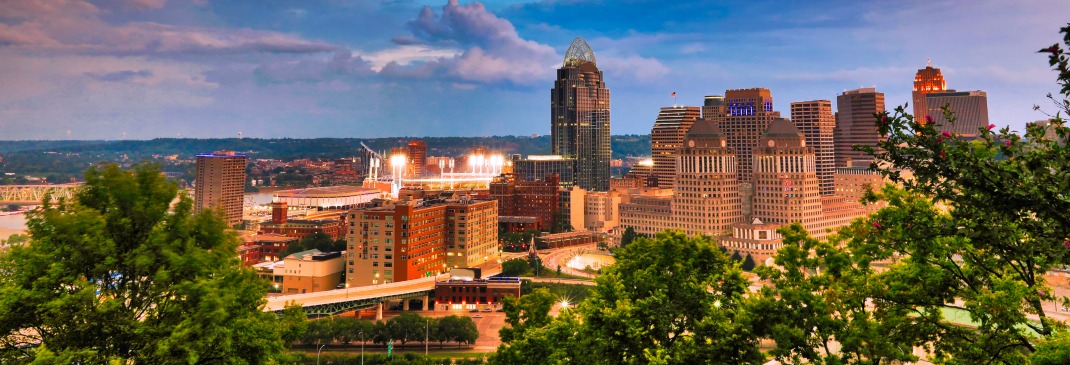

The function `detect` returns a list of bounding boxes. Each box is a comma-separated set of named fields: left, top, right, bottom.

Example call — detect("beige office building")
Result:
left=274, top=249, right=345, bottom=294
left=195, top=151, right=247, bottom=227
left=791, top=100, right=836, bottom=196
left=672, top=119, right=743, bottom=236
left=751, top=119, right=823, bottom=231
left=617, top=188, right=674, bottom=238
left=650, top=106, right=700, bottom=189
left=925, top=90, right=989, bottom=137
left=721, top=88, right=782, bottom=218
left=834, top=88, right=886, bottom=168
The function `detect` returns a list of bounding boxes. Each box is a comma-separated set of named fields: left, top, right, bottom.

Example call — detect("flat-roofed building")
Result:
left=650, top=106, right=700, bottom=189
left=925, top=90, right=989, bottom=137
left=238, top=233, right=299, bottom=265
left=274, top=249, right=345, bottom=294
left=273, top=185, right=381, bottom=210
left=434, top=277, right=521, bottom=311
left=194, top=151, right=246, bottom=227
left=513, top=155, right=575, bottom=187
left=345, top=196, right=499, bottom=288
left=834, top=88, right=886, bottom=168
left=791, top=100, right=836, bottom=195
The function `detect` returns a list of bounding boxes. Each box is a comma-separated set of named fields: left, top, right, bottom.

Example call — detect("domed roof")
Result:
left=763, top=118, right=802, bottom=137
left=563, top=37, right=596, bottom=68
left=686, top=119, right=724, bottom=137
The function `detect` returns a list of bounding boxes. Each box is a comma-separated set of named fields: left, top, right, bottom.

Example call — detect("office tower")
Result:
left=702, top=95, right=726, bottom=123
left=913, top=60, right=947, bottom=121
left=751, top=119, right=822, bottom=227
left=650, top=106, right=700, bottom=189
left=512, top=155, right=575, bottom=186
left=672, top=119, right=743, bottom=236
left=194, top=150, right=247, bottom=227
left=407, top=140, right=427, bottom=177
left=834, top=88, right=886, bottom=168
left=345, top=196, right=498, bottom=287
left=719, top=88, right=781, bottom=217
left=925, top=90, right=990, bottom=136
left=790, top=100, right=836, bottom=195
left=551, top=37, right=611, bottom=191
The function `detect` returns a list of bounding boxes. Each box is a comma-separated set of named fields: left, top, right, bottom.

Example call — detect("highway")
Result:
left=263, top=261, right=502, bottom=313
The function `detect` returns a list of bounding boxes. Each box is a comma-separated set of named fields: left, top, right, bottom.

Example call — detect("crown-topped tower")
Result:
left=913, top=60, right=947, bottom=122
left=551, top=37, right=611, bottom=191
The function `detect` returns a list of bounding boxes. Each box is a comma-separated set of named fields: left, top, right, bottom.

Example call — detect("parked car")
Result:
left=473, top=314, right=483, bottom=318
left=481, top=308, right=492, bottom=312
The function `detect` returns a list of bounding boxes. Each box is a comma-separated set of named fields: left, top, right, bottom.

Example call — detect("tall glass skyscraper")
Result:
left=551, top=37, right=611, bottom=191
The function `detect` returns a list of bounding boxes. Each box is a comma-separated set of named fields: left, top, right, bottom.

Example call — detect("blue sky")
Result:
left=0, top=0, right=1065, bottom=140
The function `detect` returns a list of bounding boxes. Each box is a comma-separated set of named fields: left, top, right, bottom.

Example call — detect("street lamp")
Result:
left=345, top=282, right=350, bottom=299
left=360, top=330, right=366, bottom=365
left=425, top=318, right=430, bottom=356
left=316, top=344, right=327, bottom=365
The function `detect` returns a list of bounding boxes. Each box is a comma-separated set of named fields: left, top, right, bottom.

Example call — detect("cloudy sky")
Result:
left=0, top=0, right=1065, bottom=140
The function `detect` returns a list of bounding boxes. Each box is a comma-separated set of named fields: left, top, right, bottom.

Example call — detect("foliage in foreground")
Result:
left=0, top=164, right=286, bottom=363
left=492, top=231, right=763, bottom=365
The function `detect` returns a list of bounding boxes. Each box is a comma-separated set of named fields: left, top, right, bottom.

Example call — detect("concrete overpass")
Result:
left=0, top=184, right=81, bottom=204
left=264, top=264, right=501, bottom=317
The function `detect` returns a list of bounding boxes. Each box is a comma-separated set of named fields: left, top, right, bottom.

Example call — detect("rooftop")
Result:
left=274, top=185, right=378, bottom=198
left=563, top=37, right=596, bottom=68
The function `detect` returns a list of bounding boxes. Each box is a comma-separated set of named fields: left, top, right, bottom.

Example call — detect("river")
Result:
left=0, top=213, right=27, bottom=239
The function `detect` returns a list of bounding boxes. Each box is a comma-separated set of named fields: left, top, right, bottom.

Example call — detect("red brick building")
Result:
left=434, top=277, right=521, bottom=311
left=237, top=233, right=299, bottom=265
left=490, top=174, right=560, bottom=231
left=259, top=202, right=347, bottom=240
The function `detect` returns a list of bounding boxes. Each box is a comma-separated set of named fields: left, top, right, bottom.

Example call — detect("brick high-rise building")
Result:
left=551, top=37, right=611, bottom=191
left=720, top=88, right=781, bottom=217
left=512, top=155, right=575, bottom=187
left=489, top=174, right=561, bottom=231
left=345, top=196, right=499, bottom=287
left=672, top=119, right=743, bottom=236
left=913, top=60, right=947, bottom=121
left=790, top=100, right=836, bottom=196
left=650, top=106, right=700, bottom=189
left=195, top=151, right=247, bottom=227
left=834, top=88, right=886, bottom=168
left=408, top=140, right=427, bottom=177
left=751, top=119, right=822, bottom=228
left=925, top=90, right=990, bottom=137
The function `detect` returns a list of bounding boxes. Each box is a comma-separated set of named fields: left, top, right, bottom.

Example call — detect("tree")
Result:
left=752, top=24, right=1070, bottom=364
left=730, top=250, right=743, bottom=263
left=302, top=317, right=335, bottom=346
left=3, top=204, right=18, bottom=212
left=753, top=222, right=918, bottom=365
left=279, top=303, right=309, bottom=347
left=741, top=253, right=756, bottom=271
left=0, top=163, right=285, bottom=363
left=280, top=232, right=345, bottom=257
left=495, top=231, right=764, bottom=364
left=387, top=312, right=426, bottom=349
left=501, top=258, right=531, bottom=277
left=619, top=226, right=637, bottom=248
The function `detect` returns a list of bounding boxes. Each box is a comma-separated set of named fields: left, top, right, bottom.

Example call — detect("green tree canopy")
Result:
left=0, top=163, right=285, bottom=363
left=494, top=231, right=763, bottom=364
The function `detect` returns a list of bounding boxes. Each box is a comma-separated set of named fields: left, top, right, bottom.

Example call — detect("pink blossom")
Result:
left=925, top=115, right=933, bottom=124
left=936, top=137, right=943, bottom=143
left=1063, top=240, right=1069, bottom=249
left=881, top=115, right=888, bottom=125
left=872, top=221, right=882, bottom=229
left=1039, top=290, right=1048, bottom=297
left=987, top=124, right=995, bottom=131
left=942, top=131, right=952, bottom=138
left=1005, top=140, right=1012, bottom=147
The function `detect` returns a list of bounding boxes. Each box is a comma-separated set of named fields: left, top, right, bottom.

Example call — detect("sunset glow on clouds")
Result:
left=0, top=0, right=1065, bottom=139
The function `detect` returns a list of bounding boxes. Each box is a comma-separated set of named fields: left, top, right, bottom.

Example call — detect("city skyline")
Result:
left=0, top=0, right=1065, bottom=140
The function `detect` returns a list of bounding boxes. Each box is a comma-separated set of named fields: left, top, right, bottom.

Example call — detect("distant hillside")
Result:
left=0, top=135, right=651, bottom=177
